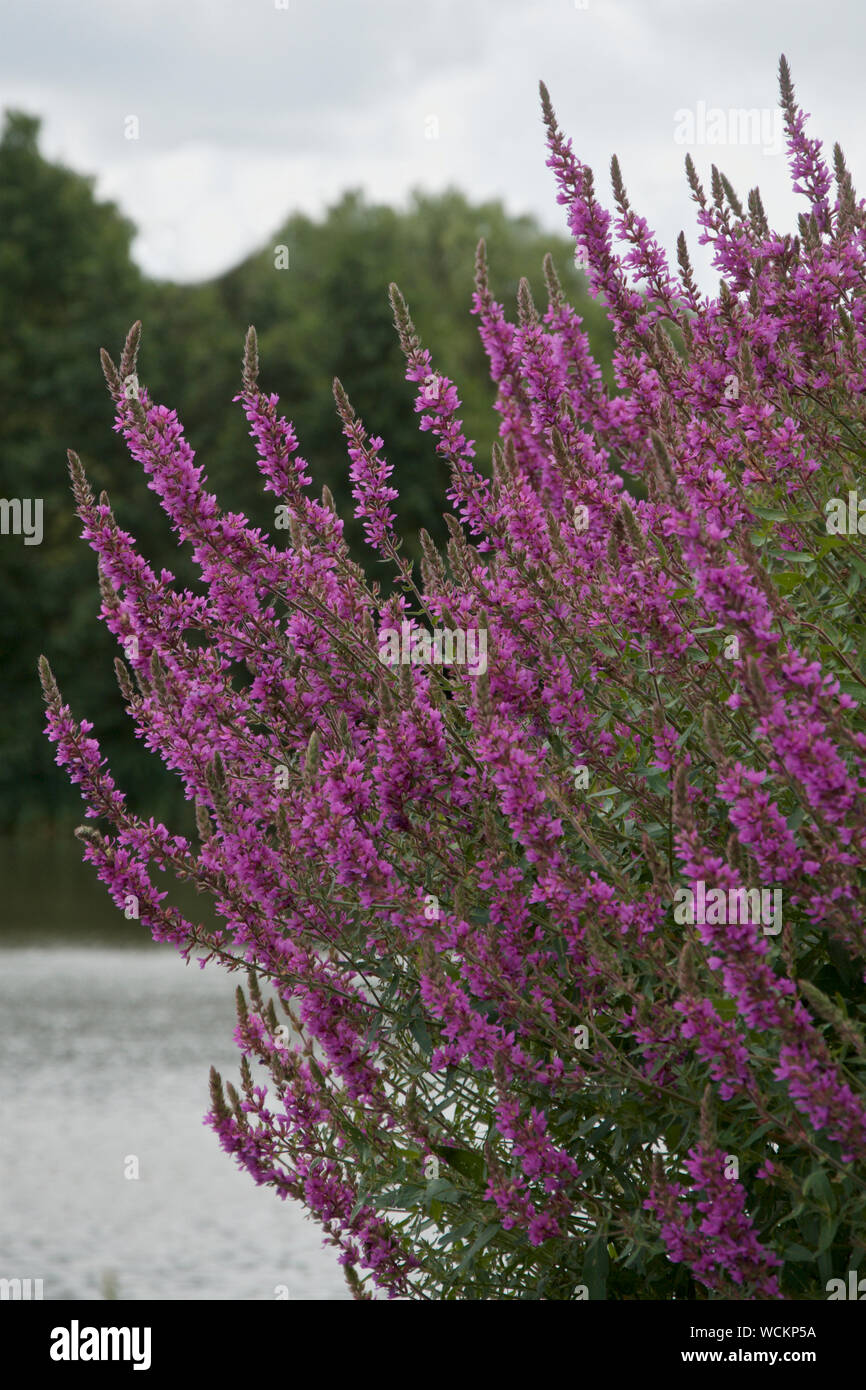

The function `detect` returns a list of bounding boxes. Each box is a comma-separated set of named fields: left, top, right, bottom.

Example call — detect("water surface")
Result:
left=0, top=837, right=350, bottom=1300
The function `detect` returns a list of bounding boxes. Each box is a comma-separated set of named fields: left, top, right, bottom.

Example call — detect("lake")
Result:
left=0, top=836, right=350, bottom=1301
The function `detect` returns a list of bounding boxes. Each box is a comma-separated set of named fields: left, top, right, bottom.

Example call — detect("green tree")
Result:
left=0, top=116, right=614, bottom=830
left=203, top=187, right=614, bottom=557
left=0, top=111, right=158, bottom=828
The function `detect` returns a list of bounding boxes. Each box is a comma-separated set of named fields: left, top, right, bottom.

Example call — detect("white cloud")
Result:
left=2, top=0, right=864, bottom=286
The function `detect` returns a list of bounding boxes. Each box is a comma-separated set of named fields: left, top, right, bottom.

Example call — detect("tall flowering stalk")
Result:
left=41, top=57, right=866, bottom=1299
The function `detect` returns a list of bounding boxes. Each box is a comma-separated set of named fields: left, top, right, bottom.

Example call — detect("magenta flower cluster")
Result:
left=40, top=57, right=866, bottom=1299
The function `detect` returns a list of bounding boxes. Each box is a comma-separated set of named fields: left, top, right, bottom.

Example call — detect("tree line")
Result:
left=0, top=109, right=614, bottom=830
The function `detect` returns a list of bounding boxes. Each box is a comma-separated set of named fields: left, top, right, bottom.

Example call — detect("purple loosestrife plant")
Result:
left=41, top=57, right=866, bottom=1299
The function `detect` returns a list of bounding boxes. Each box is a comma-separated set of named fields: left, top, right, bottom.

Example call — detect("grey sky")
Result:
left=2, top=0, right=863, bottom=288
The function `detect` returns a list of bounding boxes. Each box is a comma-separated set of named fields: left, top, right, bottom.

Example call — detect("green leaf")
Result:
left=773, top=571, right=805, bottom=594
left=583, top=1235, right=610, bottom=1299
left=783, top=1243, right=815, bottom=1262
left=709, top=994, right=738, bottom=1022
left=803, top=1168, right=835, bottom=1211
left=817, top=1216, right=839, bottom=1254
left=430, top=1143, right=486, bottom=1185
left=436, top=1221, right=475, bottom=1248
left=816, top=533, right=849, bottom=556
left=409, top=1017, right=433, bottom=1055
left=422, top=1178, right=463, bottom=1204
left=456, top=1222, right=500, bottom=1273
left=743, top=1121, right=774, bottom=1147
left=376, top=1181, right=427, bottom=1211
left=751, top=506, right=789, bottom=521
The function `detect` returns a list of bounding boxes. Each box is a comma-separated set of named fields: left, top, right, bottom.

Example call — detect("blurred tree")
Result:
left=0, top=115, right=614, bottom=830
left=201, top=187, right=615, bottom=557
left=0, top=111, right=172, bottom=830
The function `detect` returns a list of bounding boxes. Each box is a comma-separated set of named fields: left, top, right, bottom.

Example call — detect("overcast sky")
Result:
left=2, top=0, right=864, bottom=289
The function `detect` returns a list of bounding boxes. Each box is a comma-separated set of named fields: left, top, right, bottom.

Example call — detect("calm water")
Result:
left=0, top=837, right=350, bottom=1301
